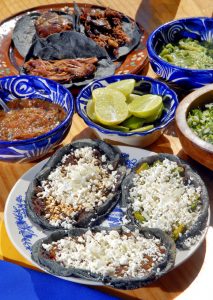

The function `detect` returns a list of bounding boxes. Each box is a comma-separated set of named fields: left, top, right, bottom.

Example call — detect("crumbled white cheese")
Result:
left=42, top=230, right=166, bottom=278
left=183, top=233, right=202, bottom=248
left=128, top=159, right=202, bottom=237
left=37, top=147, right=120, bottom=228
left=122, top=215, right=131, bottom=225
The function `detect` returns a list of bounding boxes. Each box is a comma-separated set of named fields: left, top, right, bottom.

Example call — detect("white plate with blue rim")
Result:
left=4, top=146, right=210, bottom=286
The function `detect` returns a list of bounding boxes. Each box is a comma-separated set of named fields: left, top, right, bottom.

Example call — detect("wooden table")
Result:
left=0, top=1, right=212, bottom=299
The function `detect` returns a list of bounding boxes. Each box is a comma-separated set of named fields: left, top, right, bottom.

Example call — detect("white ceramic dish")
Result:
left=4, top=146, right=210, bottom=286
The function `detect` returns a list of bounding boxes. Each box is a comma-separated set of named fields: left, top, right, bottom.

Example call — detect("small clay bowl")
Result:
left=175, top=84, right=213, bottom=170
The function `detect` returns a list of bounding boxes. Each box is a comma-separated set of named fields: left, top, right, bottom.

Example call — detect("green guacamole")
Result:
left=160, top=38, right=213, bottom=69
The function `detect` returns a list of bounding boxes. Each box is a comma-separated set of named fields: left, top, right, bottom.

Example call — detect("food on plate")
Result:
left=80, top=7, right=133, bottom=58
left=0, top=99, right=67, bottom=140
left=26, top=139, right=126, bottom=230
left=23, top=57, right=98, bottom=83
left=85, top=79, right=164, bottom=132
left=187, top=103, right=213, bottom=144
left=12, top=4, right=141, bottom=63
left=75, top=4, right=142, bottom=60
left=22, top=31, right=115, bottom=86
left=35, top=11, right=73, bottom=38
left=121, top=154, right=209, bottom=249
left=12, top=11, right=74, bottom=57
left=31, top=226, right=176, bottom=289
left=159, top=38, right=213, bottom=69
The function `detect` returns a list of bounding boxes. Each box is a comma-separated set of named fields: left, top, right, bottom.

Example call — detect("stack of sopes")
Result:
left=12, top=3, right=142, bottom=87
left=26, top=139, right=209, bottom=289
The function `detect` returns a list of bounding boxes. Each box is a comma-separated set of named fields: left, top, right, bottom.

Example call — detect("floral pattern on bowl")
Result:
left=147, top=17, right=213, bottom=90
left=0, top=75, right=74, bottom=162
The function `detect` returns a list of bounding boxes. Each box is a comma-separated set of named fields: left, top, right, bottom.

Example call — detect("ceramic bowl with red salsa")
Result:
left=0, top=75, right=74, bottom=162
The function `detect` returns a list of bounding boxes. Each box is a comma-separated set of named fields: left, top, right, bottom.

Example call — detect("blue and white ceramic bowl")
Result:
left=147, top=17, right=213, bottom=90
left=0, top=75, right=74, bottom=162
left=76, top=74, right=178, bottom=147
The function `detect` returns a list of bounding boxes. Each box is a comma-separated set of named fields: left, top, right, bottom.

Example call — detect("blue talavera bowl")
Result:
left=147, top=17, right=213, bottom=90
left=0, top=75, right=74, bottom=162
left=76, top=74, right=178, bottom=147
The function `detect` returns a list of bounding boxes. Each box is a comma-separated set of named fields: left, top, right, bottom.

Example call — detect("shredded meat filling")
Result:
left=23, top=57, right=98, bottom=83
left=80, top=7, right=131, bottom=56
left=35, top=12, right=73, bottom=38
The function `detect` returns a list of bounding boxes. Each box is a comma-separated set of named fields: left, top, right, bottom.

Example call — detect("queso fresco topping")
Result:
left=160, top=38, right=213, bottom=69
left=129, top=159, right=202, bottom=241
left=33, top=146, right=120, bottom=229
left=0, top=98, right=67, bottom=141
left=41, top=229, right=166, bottom=278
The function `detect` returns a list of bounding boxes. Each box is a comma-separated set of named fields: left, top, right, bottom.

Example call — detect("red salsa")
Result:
left=0, top=98, right=67, bottom=140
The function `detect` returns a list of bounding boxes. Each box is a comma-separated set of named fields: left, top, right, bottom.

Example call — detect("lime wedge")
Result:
left=94, top=89, right=129, bottom=126
left=92, top=87, right=126, bottom=103
left=106, top=125, right=129, bottom=132
left=127, top=93, right=142, bottom=104
left=86, top=100, right=98, bottom=122
left=130, top=125, right=154, bottom=132
left=128, top=94, right=163, bottom=118
left=121, top=115, right=144, bottom=130
left=106, top=79, right=136, bottom=97
left=144, top=103, right=164, bottom=123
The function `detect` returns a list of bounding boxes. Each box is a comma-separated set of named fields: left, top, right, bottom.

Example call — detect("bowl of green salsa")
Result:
left=175, top=84, right=213, bottom=170
left=147, top=17, right=213, bottom=90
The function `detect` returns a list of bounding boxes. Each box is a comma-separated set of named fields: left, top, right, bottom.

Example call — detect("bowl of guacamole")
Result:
left=147, top=17, right=213, bottom=90
left=160, top=38, right=213, bottom=70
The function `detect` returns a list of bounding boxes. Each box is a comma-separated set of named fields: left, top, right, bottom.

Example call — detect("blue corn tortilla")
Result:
left=26, top=139, right=126, bottom=231
left=121, top=153, right=209, bottom=249
left=22, top=31, right=115, bottom=87
left=25, top=31, right=108, bottom=61
left=12, top=11, right=74, bottom=57
left=31, top=225, right=176, bottom=289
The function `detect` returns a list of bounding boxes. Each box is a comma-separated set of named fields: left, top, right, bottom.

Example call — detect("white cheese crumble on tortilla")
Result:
left=42, top=229, right=166, bottom=278
left=129, top=159, right=201, bottom=238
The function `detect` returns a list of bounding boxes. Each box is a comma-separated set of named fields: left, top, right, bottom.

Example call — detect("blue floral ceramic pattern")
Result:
left=147, top=17, right=213, bottom=90
left=104, top=151, right=138, bottom=227
left=121, top=152, right=137, bottom=169
left=13, top=195, right=37, bottom=252
left=0, top=75, right=74, bottom=162
left=104, top=206, right=124, bottom=227
left=76, top=74, right=178, bottom=137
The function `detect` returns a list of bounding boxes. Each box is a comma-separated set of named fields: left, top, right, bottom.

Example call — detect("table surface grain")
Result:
left=0, top=1, right=212, bottom=300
